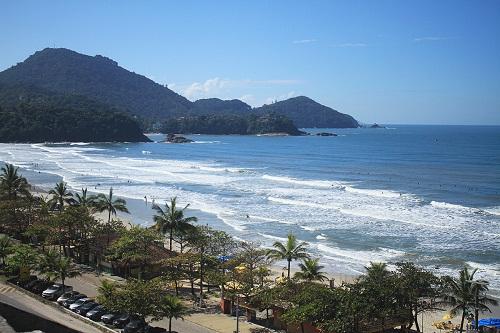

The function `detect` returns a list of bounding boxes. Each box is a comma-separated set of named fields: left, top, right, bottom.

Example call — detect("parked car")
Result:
left=86, top=305, right=108, bottom=321
left=74, top=301, right=98, bottom=315
left=15, top=275, right=37, bottom=288
left=42, top=284, right=73, bottom=300
left=62, top=294, right=87, bottom=308
left=101, top=312, right=122, bottom=325
left=69, top=297, right=93, bottom=311
left=145, top=327, right=167, bottom=333
left=113, top=313, right=133, bottom=328
left=123, top=318, right=147, bottom=333
left=57, top=291, right=81, bottom=305
left=31, top=280, right=52, bottom=294
left=23, top=278, right=42, bottom=290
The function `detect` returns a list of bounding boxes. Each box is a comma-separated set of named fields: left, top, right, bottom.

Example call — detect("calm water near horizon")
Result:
left=1, top=125, right=499, bottom=292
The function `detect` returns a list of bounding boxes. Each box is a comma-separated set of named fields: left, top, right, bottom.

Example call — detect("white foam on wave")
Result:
left=142, top=150, right=152, bottom=155
left=263, top=174, right=344, bottom=189
left=430, top=200, right=478, bottom=212
left=316, top=234, right=328, bottom=240
left=485, top=207, right=500, bottom=216
left=317, top=244, right=405, bottom=266
left=344, top=186, right=402, bottom=198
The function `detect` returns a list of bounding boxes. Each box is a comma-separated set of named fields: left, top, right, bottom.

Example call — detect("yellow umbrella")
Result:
left=275, top=276, right=286, bottom=284
left=442, top=312, right=454, bottom=320
left=235, top=264, right=247, bottom=273
left=225, top=280, right=243, bottom=290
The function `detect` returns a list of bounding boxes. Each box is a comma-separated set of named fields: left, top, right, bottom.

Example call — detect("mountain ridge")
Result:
left=0, top=48, right=359, bottom=128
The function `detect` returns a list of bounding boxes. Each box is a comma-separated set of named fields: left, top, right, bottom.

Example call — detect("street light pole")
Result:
left=235, top=294, right=240, bottom=333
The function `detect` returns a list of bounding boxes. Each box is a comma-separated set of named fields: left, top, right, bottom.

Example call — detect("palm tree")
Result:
left=0, top=163, right=30, bottom=199
left=94, top=187, right=129, bottom=223
left=152, top=197, right=197, bottom=251
left=97, top=280, right=117, bottom=300
left=57, top=256, right=81, bottom=289
left=74, top=188, right=97, bottom=210
left=440, top=266, right=498, bottom=332
left=38, top=249, right=60, bottom=281
left=48, top=181, right=74, bottom=212
left=362, top=262, right=391, bottom=282
left=0, top=235, right=12, bottom=265
left=157, top=295, right=188, bottom=333
left=294, top=258, right=327, bottom=282
left=267, top=233, right=309, bottom=279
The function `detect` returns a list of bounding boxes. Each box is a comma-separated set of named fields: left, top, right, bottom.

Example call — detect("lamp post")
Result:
left=235, top=293, right=240, bottom=333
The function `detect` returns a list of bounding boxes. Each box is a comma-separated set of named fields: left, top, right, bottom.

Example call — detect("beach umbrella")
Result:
left=442, top=312, right=454, bottom=320
left=234, top=264, right=247, bottom=273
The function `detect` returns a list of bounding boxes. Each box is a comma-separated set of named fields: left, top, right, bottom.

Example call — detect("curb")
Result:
left=6, top=281, right=116, bottom=333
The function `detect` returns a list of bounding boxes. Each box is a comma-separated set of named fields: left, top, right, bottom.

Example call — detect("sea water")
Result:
left=1, top=125, right=499, bottom=292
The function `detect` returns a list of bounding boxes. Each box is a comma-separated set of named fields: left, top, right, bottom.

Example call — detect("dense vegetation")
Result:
left=0, top=48, right=191, bottom=119
left=0, top=164, right=498, bottom=333
left=160, top=113, right=305, bottom=135
left=0, top=48, right=360, bottom=129
left=0, top=84, right=150, bottom=142
left=256, top=96, right=359, bottom=128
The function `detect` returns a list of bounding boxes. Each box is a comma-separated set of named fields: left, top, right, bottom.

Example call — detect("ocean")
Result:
left=1, top=125, right=499, bottom=292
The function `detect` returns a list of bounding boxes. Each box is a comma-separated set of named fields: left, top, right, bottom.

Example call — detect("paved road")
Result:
left=0, top=281, right=103, bottom=333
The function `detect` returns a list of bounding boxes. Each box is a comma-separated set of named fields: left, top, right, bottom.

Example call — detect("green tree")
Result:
left=38, top=248, right=60, bottom=281
left=48, top=181, right=74, bottom=212
left=6, top=244, right=39, bottom=279
left=56, top=256, right=81, bottom=288
left=94, top=187, right=129, bottom=223
left=440, top=266, right=498, bottom=332
left=0, top=235, right=13, bottom=265
left=267, top=233, right=309, bottom=279
left=153, top=295, right=188, bottom=333
left=152, top=197, right=197, bottom=251
left=395, top=262, right=442, bottom=332
left=74, top=188, right=97, bottom=210
left=294, top=258, right=327, bottom=282
left=0, top=163, right=30, bottom=199
left=106, top=226, right=162, bottom=278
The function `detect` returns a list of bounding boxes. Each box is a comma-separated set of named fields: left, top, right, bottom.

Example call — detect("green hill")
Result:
left=0, top=83, right=150, bottom=142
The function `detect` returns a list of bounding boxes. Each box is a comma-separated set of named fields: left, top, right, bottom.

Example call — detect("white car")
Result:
left=69, top=297, right=93, bottom=311
left=42, top=284, right=73, bottom=300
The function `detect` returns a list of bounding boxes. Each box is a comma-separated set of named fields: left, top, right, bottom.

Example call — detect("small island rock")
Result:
left=165, top=134, right=193, bottom=143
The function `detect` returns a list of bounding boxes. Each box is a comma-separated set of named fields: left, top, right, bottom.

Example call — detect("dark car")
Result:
left=101, top=312, right=121, bottom=325
left=123, top=318, right=147, bottom=333
left=62, top=294, right=87, bottom=308
left=113, top=313, right=133, bottom=328
left=57, top=291, right=81, bottom=305
left=16, top=275, right=37, bottom=288
left=31, top=280, right=52, bottom=294
left=74, top=301, right=98, bottom=315
left=42, top=284, right=73, bottom=300
left=22, top=278, right=41, bottom=290
left=86, top=305, right=108, bottom=321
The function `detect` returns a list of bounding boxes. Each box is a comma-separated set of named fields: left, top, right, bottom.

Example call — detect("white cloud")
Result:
left=413, top=36, right=451, bottom=42
left=182, top=77, right=228, bottom=99
left=331, top=43, right=367, bottom=48
left=239, top=94, right=255, bottom=104
left=265, top=91, right=297, bottom=105
left=172, top=77, right=301, bottom=101
left=292, top=39, right=317, bottom=44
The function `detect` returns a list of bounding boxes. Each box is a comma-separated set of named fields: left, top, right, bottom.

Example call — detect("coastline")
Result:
left=4, top=161, right=500, bottom=333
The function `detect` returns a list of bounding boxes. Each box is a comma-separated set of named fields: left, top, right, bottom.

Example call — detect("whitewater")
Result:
left=0, top=125, right=499, bottom=292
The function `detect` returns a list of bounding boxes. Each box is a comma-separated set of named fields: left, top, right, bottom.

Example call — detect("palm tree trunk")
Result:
left=169, top=228, right=173, bottom=251
left=108, top=210, right=111, bottom=224
left=414, top=305, right=420, bottom=332
left=168, top=317, right=172, bottom=333
left=287, top=260, right=291, bottom=279
left=460, top=308, right=466, bottom=333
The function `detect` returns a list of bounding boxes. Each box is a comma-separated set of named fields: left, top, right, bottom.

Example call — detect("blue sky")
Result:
left=1, top=1, right=499, bottom=125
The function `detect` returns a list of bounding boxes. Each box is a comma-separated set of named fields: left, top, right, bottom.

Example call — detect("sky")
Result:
left=1, top=1, right=500, bottom=125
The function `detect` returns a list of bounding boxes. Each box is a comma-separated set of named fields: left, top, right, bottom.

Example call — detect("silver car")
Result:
left=69, top=297, right=93, bottom=311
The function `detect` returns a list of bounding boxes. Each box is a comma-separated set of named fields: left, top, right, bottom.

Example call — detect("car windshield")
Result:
left=47, top=285, right=61, bottom=291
